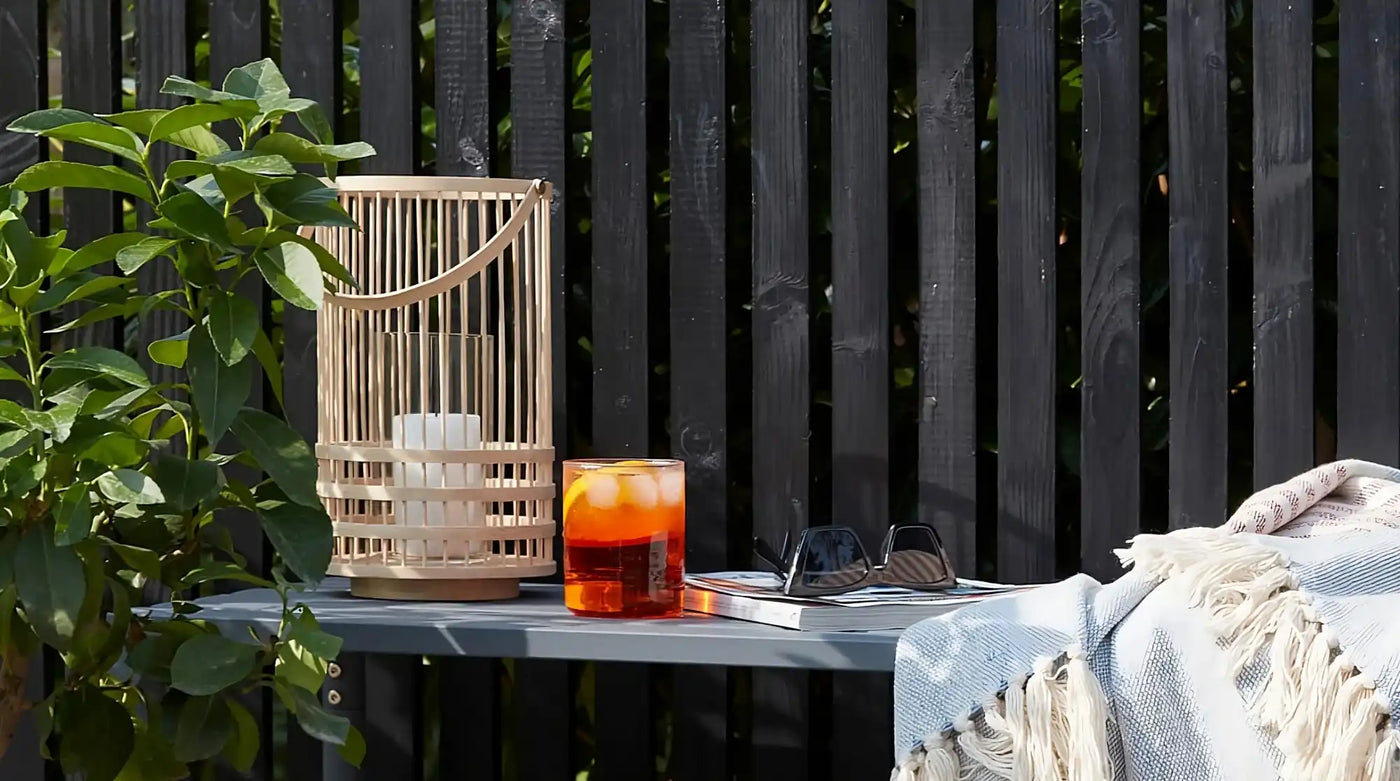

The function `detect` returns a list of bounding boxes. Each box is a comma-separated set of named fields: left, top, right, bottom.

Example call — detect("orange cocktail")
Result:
left=562, top=459, right=685, bottom=618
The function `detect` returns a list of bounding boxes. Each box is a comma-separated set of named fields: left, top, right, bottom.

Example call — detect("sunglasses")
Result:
left=752, top=522, right=957, bottom=597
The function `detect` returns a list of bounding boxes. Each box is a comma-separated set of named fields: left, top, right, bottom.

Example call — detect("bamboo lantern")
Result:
left=310, top=176, right=556, bottom=601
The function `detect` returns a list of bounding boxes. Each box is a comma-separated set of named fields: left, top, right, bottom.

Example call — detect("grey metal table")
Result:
left=185, top=577, right=901, bottom=671
left=180, top=578, right=902, bottom=780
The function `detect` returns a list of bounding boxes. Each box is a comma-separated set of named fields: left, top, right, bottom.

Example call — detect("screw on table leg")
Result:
left=322, top=653, right=366, bottom=781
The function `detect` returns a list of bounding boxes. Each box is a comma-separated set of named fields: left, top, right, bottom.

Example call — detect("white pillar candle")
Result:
left=391, top=413, right=483, bottom=559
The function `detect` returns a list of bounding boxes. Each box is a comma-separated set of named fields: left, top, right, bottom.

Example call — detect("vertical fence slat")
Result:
left=0, top=2, right=46, bottom=778
left=135, top=0, right=191, bottom=386
left=355, top=5, right=425, bottom=781
left=591, top=1, right=653, bottom=778
left=996, top=0, right=1057, bottom=580
left=510, top=1, right=573, bottom=778
left=1338, top=0, right=1400, bottom=463
left=1080, top=0, right=1140, bottom=577
left=1253, top=0, right=1313, bottom=486
left=359, top=0, right=420, bottom=174
left=668, top=1, right=729, bottom=779
left=60, top=0, right=120, bottom=350
left=433, top=3, right=502, bottom=779
left=916, top=0, right=977, bottom=572
left=208, top=4, right=273, bottom=778
left=751, top=0, right=811, bottom=776
left=830, top=0, right=891, bottom=777
left=1166, top=0, right=1229, bottom=528
left=280, top=2, right=340, bottom=778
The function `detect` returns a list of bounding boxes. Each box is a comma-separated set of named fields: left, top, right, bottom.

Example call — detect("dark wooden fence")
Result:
left=0, top=0, right=1391, bottom=779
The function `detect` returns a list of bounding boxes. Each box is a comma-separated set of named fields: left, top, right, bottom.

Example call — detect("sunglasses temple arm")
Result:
left=753, top=536, right=787, bottom=574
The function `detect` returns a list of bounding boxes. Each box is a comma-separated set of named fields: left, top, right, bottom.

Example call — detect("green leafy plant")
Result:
left=0, top=58, right=374, bottom=779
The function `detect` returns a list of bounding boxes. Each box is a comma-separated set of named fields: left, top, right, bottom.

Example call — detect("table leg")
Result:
left=322, top=654, right=364, bottom=781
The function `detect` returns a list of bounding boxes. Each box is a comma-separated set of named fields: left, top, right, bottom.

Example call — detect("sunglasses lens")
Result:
left=884, top=525, right=950, bottom=586
left=796, top=528, right=869, bottom=590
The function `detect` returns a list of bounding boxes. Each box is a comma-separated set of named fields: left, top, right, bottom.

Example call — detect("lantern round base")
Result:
left=349, top=576, right=520, bottom=602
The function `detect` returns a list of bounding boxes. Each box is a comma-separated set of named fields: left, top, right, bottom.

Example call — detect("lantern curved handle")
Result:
left=301, top=179, right=549, bottom=312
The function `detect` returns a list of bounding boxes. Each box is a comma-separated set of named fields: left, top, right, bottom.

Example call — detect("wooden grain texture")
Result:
left=435, top=0, right=492, bottom=177
left=1337, top=0, right=1400, bottom=464
left=278, top=4, right=339, bottom=778
left=135, top=0, right=191, bottom=387
left=359, top=0, right=419, bottom=173
left=430, top=4, right=503, bottom=778
left=830, top=1, right=891, bottom=776
left=751, top=0, right=811, bottom=776
left=590, top=3, right=653, bottom=778
left=1080, top=0, right=1141, bottom=578
left=0, top=7, right=47, bottom=776
left=1166, top=0, right=1229, bottom=528
left=668, top=1, right=729, bottom=779
left=510, top=2, right=572, bottom=777
left=60, top=0, right=120, bottom=351
left=996, top=0, right=1057, bottom=580
left=1252, top=0, right=1313, bottom=486
left=916, top=0, right=977, bottom=570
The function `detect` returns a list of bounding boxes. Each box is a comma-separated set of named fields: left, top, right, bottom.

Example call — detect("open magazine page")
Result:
left=685, top=571, right=1033, bottom=608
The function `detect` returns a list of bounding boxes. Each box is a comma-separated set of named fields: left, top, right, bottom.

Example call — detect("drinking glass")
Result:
left=562, top=459, right=686, bottom=618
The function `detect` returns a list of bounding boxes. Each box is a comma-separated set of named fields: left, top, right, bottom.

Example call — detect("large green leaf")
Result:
left=222, top=698, right=261, bottom=773
left=158, top=192, right=234, bottom=250
left=276, top=606, right=341, bottom=692
left=280, top=684, right=349, bottom=745
left=252, top=134, right=374, bottom=165
left=180, top=561, right=273, bottom=590
left=164, top=692, right=233, bottom=763
left=58, top=685, right=135, bottom=781
left=232, top=409, right=319, bottom=507
left=115, top=725, right=187, bottom=781
left=171, top=633, right=260, bottom=696
left=295, top=103, right=335, bottom=145
left=150, top=456, right=219, bottom=512
left=100, top=108, right=166, bottom=135
left=240, top=228, right=355, bottom=288
left=165, top=126, right=229, bottom=158
left=12, top=162, right=153, bottom=203
left=251, top=328, right=285, bottom=410
left=148, top=328, right=192, bottom=368
left=255, top=498, right=332, bottom=585
left=160, top=76, right=261, bottom=116
left=187, top=327, right=250, bottom=442
left=46, top=298, right=145, bottom=335
left=57, top=232, right=147, bottom=276
left=36, top=122, right=144, bottom=164
left=259, top=174, right=354, bottom=228
left=48, top=347, right=150, bottom=387
left=14, top=526, right=85, bottom=649
left=7, top=108, right=103, bottom=133
left=115, top=237, right=178, bottom=274
left=167, top=152, right=297, bottom=181
left=31, top=274, right=132, bottom=314
left=96, top=468, right=166, bottom=505
left=222, top=58, right=292, bottom=106
left=149, top=103, right=244, bottom=144
left=208, top=290, right=258, bottom=365
left=53, top=483, right=93, bottom=546
left=253, top=242, right=323, bottom=310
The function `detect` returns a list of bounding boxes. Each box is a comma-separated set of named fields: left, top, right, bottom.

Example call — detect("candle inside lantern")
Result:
left=391, top=412, right=484, bottom=559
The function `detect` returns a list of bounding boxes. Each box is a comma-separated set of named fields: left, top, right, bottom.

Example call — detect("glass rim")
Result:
left=564, top=457, right=683, bottom=469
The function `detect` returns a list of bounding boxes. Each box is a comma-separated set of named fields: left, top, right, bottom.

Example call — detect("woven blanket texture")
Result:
left=892, top=460, right=1400, bottom=781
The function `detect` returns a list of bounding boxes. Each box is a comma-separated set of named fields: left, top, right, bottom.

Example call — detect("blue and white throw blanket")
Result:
left=893, top=460, right=1400, bottom=781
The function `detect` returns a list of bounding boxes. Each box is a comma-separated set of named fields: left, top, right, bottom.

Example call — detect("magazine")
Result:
left=684, top=571, right=1032, bottom=632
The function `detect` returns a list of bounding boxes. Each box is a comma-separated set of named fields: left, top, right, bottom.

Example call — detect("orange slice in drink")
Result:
left=563, top=460, right=653, bottom=517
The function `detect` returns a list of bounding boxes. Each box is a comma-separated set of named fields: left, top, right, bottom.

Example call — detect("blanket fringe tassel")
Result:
left=1121, top=528, right=1400, bottom=781
left=890, top=648, right=1114, bottom=781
